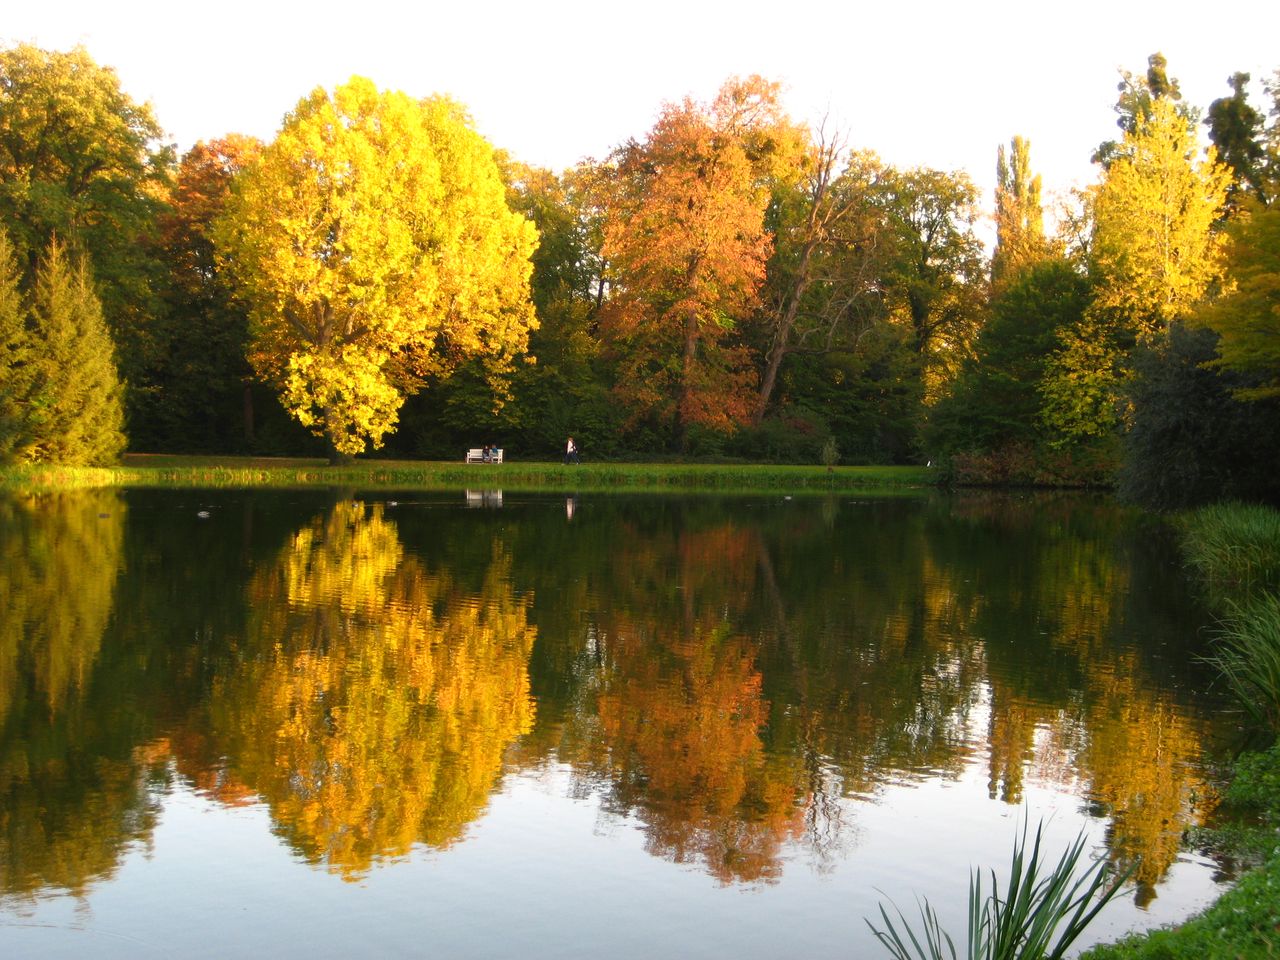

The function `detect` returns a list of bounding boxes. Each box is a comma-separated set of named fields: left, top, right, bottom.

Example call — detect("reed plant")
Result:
left=1179, top=502, right=1280, bottom=597
left=869, top=822, right=1130, bottom=960
left=1206, top=595, right=1280, bottom=733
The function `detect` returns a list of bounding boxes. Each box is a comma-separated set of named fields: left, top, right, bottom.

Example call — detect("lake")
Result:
left=0, top=488, right=1239, bottom=958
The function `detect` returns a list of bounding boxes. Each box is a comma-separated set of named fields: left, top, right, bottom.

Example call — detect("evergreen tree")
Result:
left=0, top=228, right=30, bottom=459
left=16, top=239, right=126, bottom=465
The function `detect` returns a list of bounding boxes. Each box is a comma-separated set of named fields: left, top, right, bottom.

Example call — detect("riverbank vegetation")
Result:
left=0, top=45, right=1275, bottom=506
left=1079, top=502, right=1280, bottom=959
left=0, top=456, right=932, bottom=494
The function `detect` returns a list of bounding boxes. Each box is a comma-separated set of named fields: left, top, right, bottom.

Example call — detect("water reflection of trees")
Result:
left=0, top=492, right=163, bottom=900
left=522, top=495, right=1223, bottom=890
left=0, top=490, right=1228, bottom=899
left=199, top=501, right=536, bottom=877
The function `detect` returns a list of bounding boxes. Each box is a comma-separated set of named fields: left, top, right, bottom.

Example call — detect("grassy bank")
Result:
left=1081, top=501, right=1280, bottom=960
left=0, top=455, right=936, bottom=495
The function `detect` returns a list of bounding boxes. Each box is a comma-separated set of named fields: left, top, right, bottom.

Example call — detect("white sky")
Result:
left=6, top=0, right=1279, bottom=222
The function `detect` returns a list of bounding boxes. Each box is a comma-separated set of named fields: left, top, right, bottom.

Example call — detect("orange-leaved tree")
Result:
left=598, top=76, right=803, bottom=445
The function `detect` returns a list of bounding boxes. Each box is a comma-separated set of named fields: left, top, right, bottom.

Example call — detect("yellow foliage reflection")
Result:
left=0, top=491, right=150, bottom=900
left=0, top=491, right=125, bottom=723
left=203, top=501, right=535, bottom=877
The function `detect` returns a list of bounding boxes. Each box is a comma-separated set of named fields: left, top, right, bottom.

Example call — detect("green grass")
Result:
left=1180, top=502, right=1280, bottom=597
left=0, top=455, right=936, bottom=495
left=1080, top=853, right=1280, bottom=959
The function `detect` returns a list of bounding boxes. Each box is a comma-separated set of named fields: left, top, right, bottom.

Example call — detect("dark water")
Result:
left=0, top=488, right=1238, bottom=957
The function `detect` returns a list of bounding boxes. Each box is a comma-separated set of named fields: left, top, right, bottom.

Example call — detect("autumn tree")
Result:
left=1091, top=96, right=1231, bottom=344
left=154, top=135, right=263, bottom=450
left=1094, top=52, right=1195, bottom=168
left=752, top=135, right=889, bottom=424
left=215, top=78, right=537, bottom=460
left=0, top=44, right=173, bottom=429
left=869, top=163, right=986, bottom=400
left=990, top=136, right=1048, bottom=286
left=0, top=237, right=126, bottom=465
left=599, top=76, right=802, bottom=445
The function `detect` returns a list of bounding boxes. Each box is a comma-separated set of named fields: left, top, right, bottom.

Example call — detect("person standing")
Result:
left=565, top=436, right=580, bottom=464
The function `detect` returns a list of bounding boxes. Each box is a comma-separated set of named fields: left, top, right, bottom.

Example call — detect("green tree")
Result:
left=1205, top=72, right=1270, bottom=207
left=1196, top=204, right=1280, bottom=400
left=0, top=44, right=174, bottom=429
left=0, top=227, right=29, bottom=460
left=1120, top=323, right=1280, bottom=507
left=870, top=163, right=986, bottom=403
left=1, top=238, right=126, bottom=465
left=930, top=258, right=1090, bottom=457
left=752, top=137, right=889, bottom=425
left=215, top=77, right=537, bottom=460
left=991, top=136, right=1048, bottom=286
left=153, top=135, right=264, bottom=452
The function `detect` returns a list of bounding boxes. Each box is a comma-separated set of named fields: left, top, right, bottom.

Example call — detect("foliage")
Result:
left=1119, top=324, right=1280, bottom=508
left=599, top=75, right=803, bottom=442
left=991, top=137, right=1048, bottom=287
left=0, top=43, right=173, bottom=426
left=753, top=135, right=889, bottom=423
left=869, top=822, right=1130, bottom=960
left=930, top=258, right=1091, bottom=457
left=1205, top=72, right=1270, bottom=207
left=216, top=77, right=537, bottom=458
left=152, top=135, right=263, bottom=452
left=867, top=161, right=986, bottom=401
left=0, top=237, right=126, bottom=465
left=1195, top=204, right=1280, bottom=401
left=1091, top=97, right=1231, bottom=345
left=1094, top=52, right=1196, bottom=169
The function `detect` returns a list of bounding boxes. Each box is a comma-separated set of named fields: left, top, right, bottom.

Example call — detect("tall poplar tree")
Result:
left=990, top=137, right=1047, bottom=287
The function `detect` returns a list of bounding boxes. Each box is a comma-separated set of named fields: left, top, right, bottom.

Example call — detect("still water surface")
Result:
left=0, top=489, right=1238, bottom=957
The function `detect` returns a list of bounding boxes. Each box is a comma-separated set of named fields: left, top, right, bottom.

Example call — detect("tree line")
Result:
left=0, top=45, right=1276, bottom=504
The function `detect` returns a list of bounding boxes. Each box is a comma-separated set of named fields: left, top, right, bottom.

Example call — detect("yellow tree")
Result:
left=215, top=78, right=537, bottom=459
left=1091, top=97, right=1231, bottom=344
left=990, top=136, right=1048, bottom=288
left=599, top=76, right=802, bottom=442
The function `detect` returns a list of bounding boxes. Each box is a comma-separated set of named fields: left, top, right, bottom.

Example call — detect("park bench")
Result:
left=465, top=447, right=503, bottom=464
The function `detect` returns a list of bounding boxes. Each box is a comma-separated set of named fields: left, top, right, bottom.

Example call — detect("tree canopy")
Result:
left=215, top=77, right=537, bottom=458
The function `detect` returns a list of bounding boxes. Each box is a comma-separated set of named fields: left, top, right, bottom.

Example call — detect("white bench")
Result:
left=465, top=447, right=503, bottom=464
